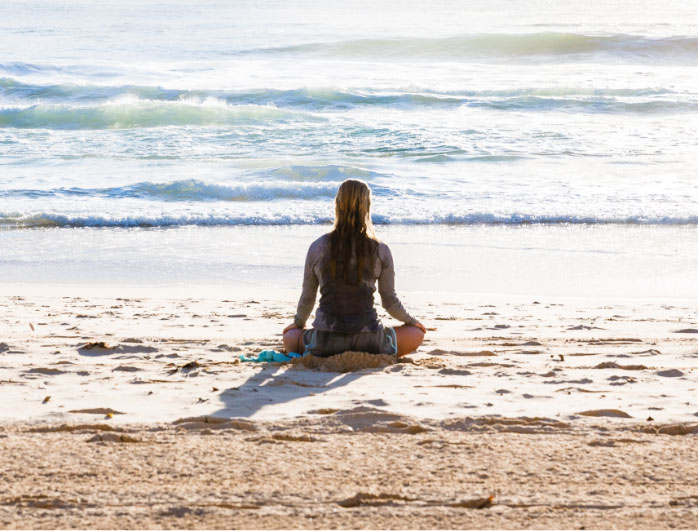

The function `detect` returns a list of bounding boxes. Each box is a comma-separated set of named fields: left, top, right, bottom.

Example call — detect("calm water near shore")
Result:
left=2, top=225, right=697, bottom=299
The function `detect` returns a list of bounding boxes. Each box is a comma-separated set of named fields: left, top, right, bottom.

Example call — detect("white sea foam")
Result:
left=3, top=76, right=696, bottom=115
left=3, top=209, right=697, bottom=230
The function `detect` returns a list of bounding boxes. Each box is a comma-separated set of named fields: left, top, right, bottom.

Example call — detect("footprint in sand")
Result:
left=337, top=492, right=413, bottom=508
left=647, top=424, right=698, bottom=435
left=608, top=375, right=637, bottom=385
left=365, top=399, right=389, bottom=406
left=29, top=424, right=115, bottom=433
left=438, top=368, right=472, bottom=376
left=173, top=416, right=256, bottom=432
left=428, top=349, right=495, bottom=357
left=309, top=408, right=340, bottom=415
left=656, top=369, right=684, bottom=377
left=578, top=409, right=632, bottom=418
left=24, top=367, right=68, bottom=376
left=594, top=362, right=647, bottom=370
left=112, top=365, right=142, bottom=372
left=327, top=407, right=427, bottom=434
left=68, top=408, right=125, bottom=415
left=87, top=433, right=141, bottom=443
left=78, top=342, right=158, bottom=356
left=211, top=344, right=241, bottom=352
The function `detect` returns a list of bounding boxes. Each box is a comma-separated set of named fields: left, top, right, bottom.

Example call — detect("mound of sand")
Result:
left=290, top=351, right=399, bottom=372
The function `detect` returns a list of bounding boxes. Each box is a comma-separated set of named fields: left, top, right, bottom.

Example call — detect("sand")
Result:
left=1, top=287, right=697, bottom=529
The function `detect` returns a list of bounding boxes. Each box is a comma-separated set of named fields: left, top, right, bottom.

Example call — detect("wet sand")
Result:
left=1, top=288, right=697, bottom=528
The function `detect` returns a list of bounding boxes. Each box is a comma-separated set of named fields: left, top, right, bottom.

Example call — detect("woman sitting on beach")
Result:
left=283, top=179, right=426, bottom=357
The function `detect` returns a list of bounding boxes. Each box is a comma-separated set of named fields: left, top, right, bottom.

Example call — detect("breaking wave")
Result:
left=2, top=77, right=694, bottom=116
left=3, top=212, right=697, bottom=229
left=0, top=171, right=391, bottom=202
left=245, top=33, right=698, bottom=61
left=0, top=97, right=318, bottom=129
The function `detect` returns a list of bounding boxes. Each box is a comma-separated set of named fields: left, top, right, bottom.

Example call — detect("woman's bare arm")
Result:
left=292, top=238, right=322, bottom=327
left=377, top=243, right=417, bottom=325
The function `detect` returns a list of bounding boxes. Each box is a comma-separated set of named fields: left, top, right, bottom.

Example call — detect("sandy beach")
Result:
left=4, top=0, right=698, bottom=528
left=1, top=287, right=697, bottom=529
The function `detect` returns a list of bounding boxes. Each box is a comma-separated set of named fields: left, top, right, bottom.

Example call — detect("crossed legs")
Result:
left=282, top=324, right=424, bottom=357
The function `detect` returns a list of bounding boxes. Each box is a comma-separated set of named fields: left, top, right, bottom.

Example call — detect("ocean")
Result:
left=1, top=0, right=697, bottom=297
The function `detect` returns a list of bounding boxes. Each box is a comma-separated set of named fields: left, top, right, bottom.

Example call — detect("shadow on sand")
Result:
left=211, top=363, right=366, bottom=419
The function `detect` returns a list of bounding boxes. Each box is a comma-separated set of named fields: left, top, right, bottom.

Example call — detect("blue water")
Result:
left=1, top=0, right=698, bottom=229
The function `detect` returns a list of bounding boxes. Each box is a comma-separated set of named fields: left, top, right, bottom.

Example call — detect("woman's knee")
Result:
left=407, top=325, right=425, bottom=348
left=282, top=328, right=294, bottom=343
left=395, top=324, right=424, bottom=356
left=283, top=328, right=304, bottom=353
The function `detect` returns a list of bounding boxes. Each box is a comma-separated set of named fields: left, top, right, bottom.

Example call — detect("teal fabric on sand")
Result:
left=239, top=350, right=305, bottom=363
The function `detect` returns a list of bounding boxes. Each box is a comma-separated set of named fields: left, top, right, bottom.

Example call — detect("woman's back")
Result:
left=315, top=233, right=378, bottom=333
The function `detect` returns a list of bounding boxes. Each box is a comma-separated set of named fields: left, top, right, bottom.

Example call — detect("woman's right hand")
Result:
left=413, top=321, right=427, bottom=334
left=283, top=323, right=300, bottom=333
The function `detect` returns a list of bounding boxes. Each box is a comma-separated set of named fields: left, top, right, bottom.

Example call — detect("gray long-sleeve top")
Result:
left=293, top=233, right=417, bottom=331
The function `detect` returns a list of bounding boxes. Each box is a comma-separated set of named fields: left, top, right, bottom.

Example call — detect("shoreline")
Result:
left=3, top=224, right=698, bottom=299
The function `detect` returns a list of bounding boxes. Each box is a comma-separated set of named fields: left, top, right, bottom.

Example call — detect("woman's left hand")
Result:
left=283, top=322, right=300, bottom=333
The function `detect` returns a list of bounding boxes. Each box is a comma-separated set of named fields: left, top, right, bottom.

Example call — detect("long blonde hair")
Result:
left=329, top=179, right=378, bottom=282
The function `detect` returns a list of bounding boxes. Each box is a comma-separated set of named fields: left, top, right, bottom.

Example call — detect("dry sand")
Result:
left=1, top=287, right=697, bottom=529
